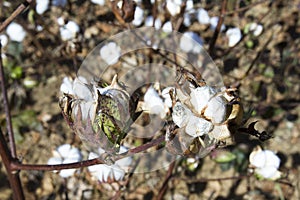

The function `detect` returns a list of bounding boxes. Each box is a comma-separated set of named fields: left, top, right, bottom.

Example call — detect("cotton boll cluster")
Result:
left=249, top=146, right=281, bottom=180
left=172, top=85, right=229, bottom=139
left=47, top=144, right=82, bottom=178
left=87, top=146, right=132, bottom=182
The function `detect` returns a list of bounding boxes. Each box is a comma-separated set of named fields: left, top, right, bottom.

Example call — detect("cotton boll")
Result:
left=162, top=21, right=173, bottom=33
left=210, top=16, right=225, bottom=31
left=166, top=0, right=182, bottom=16
left=190, top=86, right=216, bottom=114
left=132, top=6, right=144, bottom=26
left=197, top=8, right=210, bottom=25
left=185, top=115, right=213, bottom=137
left=91, top=0, right=105, bottom=5
left=226, top=27, right=242, bottom=47
left=143, top=87, right=166, bottom=118
left=100, top=42, right=121, bottom=65
left=179, top=32, right=203, bottom=54
left=204, top=95, right=227, bottom=124
left=36, top=0, right=49, bottom=15
left=249, top=23, right=263, bottom=36
left=6, top=22, right=26, bottom=42
left=172, top=102, right=192, bottom=128
left=145, top=16, right=162, bottom=29
left=0, top=35, right=8, bottom=48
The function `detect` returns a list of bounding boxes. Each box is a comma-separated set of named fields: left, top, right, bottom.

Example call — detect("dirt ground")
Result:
left=0, top=0, right=300, bottom=199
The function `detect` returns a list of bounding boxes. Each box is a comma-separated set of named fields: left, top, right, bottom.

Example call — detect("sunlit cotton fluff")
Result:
left=132, top=6, right=144, bottom=26
left=6, top=22, right=26, bottom=42
left=100, top=42, right=121, bottom=65
left=226, top=27, right=242, bottom=47
left=59, top=20, right=80, bottom=41
left=179, top=32, right=203, bottom=54
left=143, top=87, right=167, bottom=119
left=209, top=16, right=225, bottom=31
left=249, top=147, right=281, bottom=180
left=47, top=144, right=82, bottom=178
left=36, top=0, right=49, bottom=14
left=91, top=0, right=105, bottom=5
left=197, top=8, right=210, bottom=25
left=0, top=35, right=8, bottom=48
left=166, top=0, right=182, bottom=16
left=87, top=146, right=132, bottom=182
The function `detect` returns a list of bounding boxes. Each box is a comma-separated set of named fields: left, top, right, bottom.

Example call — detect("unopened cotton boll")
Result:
left=6, top=22, right=26, bottom=42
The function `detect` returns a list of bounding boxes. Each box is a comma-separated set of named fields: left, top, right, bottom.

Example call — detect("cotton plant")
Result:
left=100, top=42, right=121, bottom=65
left=249, top=146, right=282, bottom=180
left=226, top=27, right=242, bottom=47
left=87, top=146, right=132, bottom=182
left=47, top=144, right=82, bottom=178
left=6, top=22, right=27, bottom=42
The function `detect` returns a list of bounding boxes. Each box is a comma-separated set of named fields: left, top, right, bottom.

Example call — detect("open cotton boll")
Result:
left=197, top=8, right=210, bottom=25
left=190, top=86, right=216, bottom=114
left=249, top=23, right=263, bottom=36
left=132, top=6, right=144, bottom=26
left=145, top=16, right=162, bottom=30
left=36, top=0, right=49, bottom=14
left=204, top=95, right=227, bottom=124
left=226, top=27, right=242, bottom=47
left=143, top=87, right=166, bottom=118
left=59, top=21, right=79, bottom=41
left=249, top=148, right=281, bottom=180
left=100, top=42, right=121, bottom=65
left=179, top=32, right=203, bottom=54
left=91, top=0, right=105, bottom=5
left=166, top=0, right=182, bottom=16
left=60, top=77, right=75, bottom=95
left=6, top=22, right=26, bottom=42
left=210, top=16, right=225, bottom=31
left=185, top=115, right=213, bottom=137
left=172, top=102, right=192, bottom=128
left=0, top=35, right=8, bottom=48
left=162, top=21, right=173, bottom=33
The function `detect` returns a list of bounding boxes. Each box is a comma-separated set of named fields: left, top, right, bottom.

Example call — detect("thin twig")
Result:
left=156, top=161, right=176, bottom=200
left=11, top=135, right=165, bottom=171
left=0, top=0, right=32, bottom=33
left=208, top=0, right=227, bottom=55
left=0, top=128, right=24, bottom=199
left=0, top=45, right=17, bottom=158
